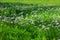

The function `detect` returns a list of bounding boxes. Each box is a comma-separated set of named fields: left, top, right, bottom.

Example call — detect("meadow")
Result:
left=0, top=0, right=60, bottom=40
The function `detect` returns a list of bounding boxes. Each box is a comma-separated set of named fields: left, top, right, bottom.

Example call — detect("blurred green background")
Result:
left=0, top=0, right=60, bottom=6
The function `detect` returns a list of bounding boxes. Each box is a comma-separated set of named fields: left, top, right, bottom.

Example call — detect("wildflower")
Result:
left=55, top=20, right=58, bottom=23
left=20, top=15, right=24, bottom=18
left=37, top=15, right=41, bottom=19
left=40, top=8, right=43, bottom=10
left=41, top=20, right=44, bottom=25
left=42, top=25, right=45, bottom=28
left=2, top=19, right=6, bottom=22
left=47, top=24, right=51, bottom=27
left=55, top=20, right=59, bottom=25
left=44, top=27, right=50, bottom=30
left=18, top=22, right=24, bottom=26
left=56, top=22, right=59, bottom=25
left=58, top=39, right=60, bottom=40
left=58, top=25, right=60, bottom=27
left=0, top=16, right=2, bottom=19
left=31, top=20, right=35, bottom=24
left=21, top=7, right=26, bottom=10
left=13, top=14, right=16, bottom=16
left=31, top=10, right=36, bottom=14
left=11, top=17, right=15, bottom=20
left=17, top=16, right=20, bottom=19
left=55, top=25, right=60, bottom=28
left=14, top=20, right=18, bottom=24
left=29, top=19, right=35, bottom=25
left=25, top=17, right=28, bottom=20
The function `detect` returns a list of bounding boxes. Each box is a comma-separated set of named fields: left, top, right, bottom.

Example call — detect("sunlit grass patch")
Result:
left=0, top=0, right=60, bottom=6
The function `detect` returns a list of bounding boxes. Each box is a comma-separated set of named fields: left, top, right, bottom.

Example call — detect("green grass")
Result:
left=0, top=3, right=60, bottom=40
left=0, top=0, right=60, bottom=6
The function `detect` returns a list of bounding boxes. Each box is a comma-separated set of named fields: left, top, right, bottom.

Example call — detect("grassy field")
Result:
left=0, top=0, right=60, bottom=6
left=0, top=3, right=60, bottom=40
left=0, top=0, right=60, bottom=40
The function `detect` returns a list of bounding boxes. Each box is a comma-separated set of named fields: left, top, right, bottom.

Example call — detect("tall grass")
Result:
left=0, top=3, right=60, bottom=40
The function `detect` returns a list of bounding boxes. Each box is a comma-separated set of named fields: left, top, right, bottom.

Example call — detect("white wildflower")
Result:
left=11, top=17, right=15, bottom=19
left=31, top=20, right=35, bottom=24
left=20, top=15, right=24, bottom=18
left=2, top=19, right=6, bottom=22
left=29, top=19, right=35, bottom=25
left=56, top=22, right=59, bottom=25
left=0, top=16, right=2, bottom=18
left=25, top=17, right=28, bottom=20
left=58, top=39, right=60, bottom=40
left=44, top=27, right=50, bottom=30
left=37, top=15, right=41, bottom=19
left=55, top=20, right=58, bottom=23
left=42, top=25, right=45, bottom=28
left=17, top=17, right=20, bottom=19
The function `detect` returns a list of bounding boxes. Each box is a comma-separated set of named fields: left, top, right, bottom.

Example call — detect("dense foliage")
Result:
left=0, top=3, right=60, bottom=40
